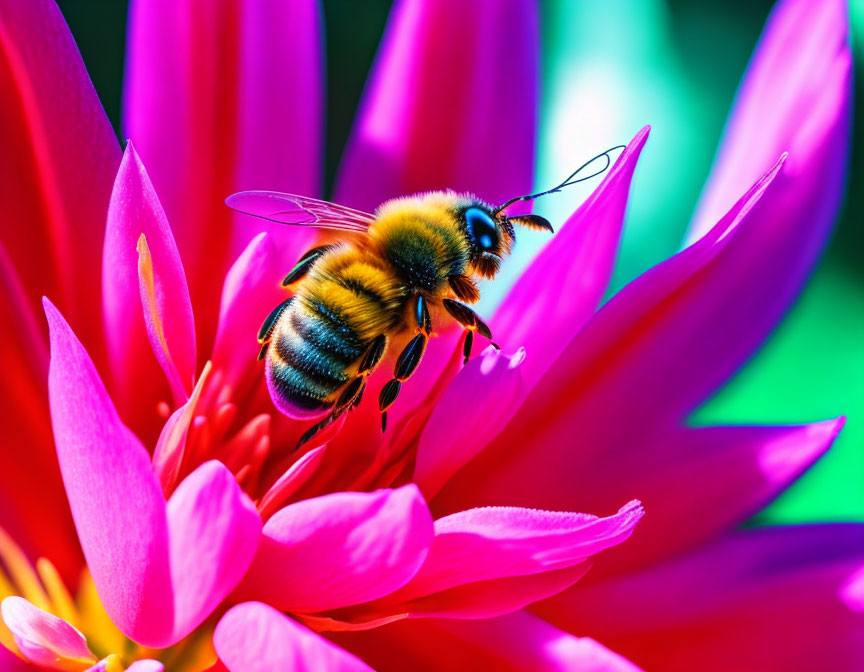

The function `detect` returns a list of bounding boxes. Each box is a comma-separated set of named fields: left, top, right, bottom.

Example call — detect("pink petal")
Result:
left=124, top=0, right=323, bottom=349
left=434, top=155, right=788, bottom=514
left=45, top=300, right=260, bottom=647
left=536, top=525, right=864, bottom=671
left=0, top=0, right=120, bottom=349
left=336, top=0, right=538, bottom=212
left=1, top=597, right=94, bottom=669
left=390, top=501, right=643, bottom=605
left=44, top=297, right=173, bottom=645
left=126, top=662, right=164, bottom=672
left=415, top=347, right=527, bottom=499
left=333, top=611, right=643, bottom=672
left=323, top=502, right=643, bottom=626
left=241, top=486, right=432, bottom=613
left=492, top=126, right=649, bottom=386
left=167, top=460, right=262, bottom=643
left=214, top=602, right=372, bottom=672
left=102, top=144, right=196, bottom=419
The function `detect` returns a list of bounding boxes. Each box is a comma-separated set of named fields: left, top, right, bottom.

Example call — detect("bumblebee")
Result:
left=227, top=147, right=622, bottom=447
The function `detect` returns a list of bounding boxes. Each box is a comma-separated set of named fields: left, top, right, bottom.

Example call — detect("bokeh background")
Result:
left=56, top=0, right=862, bottom=525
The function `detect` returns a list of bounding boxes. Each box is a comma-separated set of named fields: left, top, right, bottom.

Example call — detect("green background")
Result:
left=57, top=0, right=863, bottom=524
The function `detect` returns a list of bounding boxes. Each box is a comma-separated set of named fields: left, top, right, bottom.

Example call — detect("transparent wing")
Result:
left=226, top=191, right=375, bottom=233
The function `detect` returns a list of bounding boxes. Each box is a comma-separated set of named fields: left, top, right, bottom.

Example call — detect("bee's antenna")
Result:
left=494, top=145, right=626, bottom=215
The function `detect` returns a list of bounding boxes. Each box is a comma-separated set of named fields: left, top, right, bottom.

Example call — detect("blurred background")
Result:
left=56, top=0, right=862, bottom=525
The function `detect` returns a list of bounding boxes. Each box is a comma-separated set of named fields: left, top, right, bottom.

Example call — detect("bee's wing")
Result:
left=226, top=191, right=374, bottom=233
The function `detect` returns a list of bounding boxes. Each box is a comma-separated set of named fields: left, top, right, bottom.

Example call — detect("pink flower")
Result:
left=0, top=0, right=855, bottom=671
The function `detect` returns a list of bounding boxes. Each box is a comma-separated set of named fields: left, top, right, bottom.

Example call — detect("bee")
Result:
left=227, top=147, right=623, bottom=447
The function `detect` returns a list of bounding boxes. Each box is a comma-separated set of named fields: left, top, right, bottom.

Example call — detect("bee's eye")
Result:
left=465, top=208, right=499, bottom=251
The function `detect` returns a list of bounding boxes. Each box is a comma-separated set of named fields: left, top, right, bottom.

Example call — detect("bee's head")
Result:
left=458, top=203, right=554, bottom=279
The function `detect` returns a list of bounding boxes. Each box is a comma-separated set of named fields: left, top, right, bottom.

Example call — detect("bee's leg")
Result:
left=257, top=297, right=293, bottom=360
left=441, top=298, right=499, bottom=363
left=378, top=332, right=429, bottom=432
left=281, top=245, right=333, bottom=287
left=447, top=275, right=480, bottom=303
left=296, top=410, right=340, bottom=450
left=412, top=295, right=433, bottom=334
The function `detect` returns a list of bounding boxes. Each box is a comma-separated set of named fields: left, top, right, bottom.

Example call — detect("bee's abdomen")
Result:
left=266, top=303, right=362, bottom=420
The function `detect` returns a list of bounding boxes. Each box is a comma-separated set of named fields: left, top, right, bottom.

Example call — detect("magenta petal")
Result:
left=493, top=126, right=649, bottom=386
left=166, top=460, right=262, bottom=643
left=1, top=597, right=94, bottom=668
left=0, top=0, right=120, bottom=347
left=336, top=0, right=538, bottom=212
left=434, top=156, right=787, bottom=514
left=242, top=486, right=433, bottom=612
left=334, top=611, right=643, bottom=672
left=44, top=297, right=173, bottom=645
left=679, top=0, right=851, bottom=400
left=0, top=644, right=34, bottom=672
left=215, top=602, right=372, bottom=672
left=537, top=525, right=864, bottom=671
left=415, top=347, right=527, bottom=499
left=103, top=144, right=196, bottom=414
left=124, top=0, right=323, bottom=346
left=690, top=0, right=850, bottom=239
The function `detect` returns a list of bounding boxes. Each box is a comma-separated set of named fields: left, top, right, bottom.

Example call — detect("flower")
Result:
left=0, top=0, right=856, bottom=671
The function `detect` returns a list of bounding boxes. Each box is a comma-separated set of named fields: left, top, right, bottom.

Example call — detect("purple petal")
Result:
left=336, top=0, right=539, bottom=212
left=332, top=611, right=644, bottom=672
left=103, top=144, right=196, bottom=415
left=241, top=486, right=432, bottom=612
left=536, top=525, right=864, bottom=671
left=533, top=420, right=841, bottom=578
left=124, top=0, right=323, bottom=347
left=492, top=127, right=649, bottom=386
left=214, top=602, right=372, bottom=672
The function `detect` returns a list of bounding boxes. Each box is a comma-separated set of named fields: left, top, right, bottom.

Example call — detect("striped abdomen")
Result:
left=265, top=246, right=405, bottom=419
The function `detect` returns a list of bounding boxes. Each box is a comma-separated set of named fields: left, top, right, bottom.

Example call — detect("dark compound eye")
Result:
left=464, top=207, right=499, bottom=251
